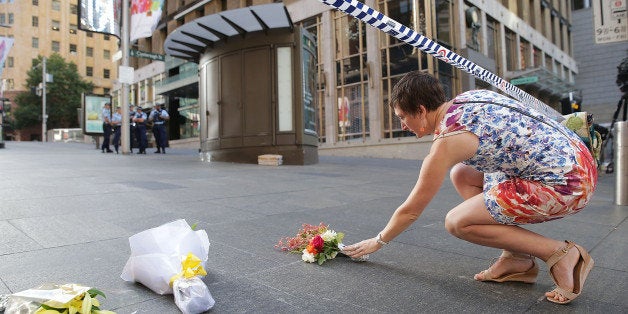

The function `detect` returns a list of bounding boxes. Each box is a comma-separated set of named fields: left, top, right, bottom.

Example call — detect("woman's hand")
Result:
left=341, top=237, right=382, bottom=258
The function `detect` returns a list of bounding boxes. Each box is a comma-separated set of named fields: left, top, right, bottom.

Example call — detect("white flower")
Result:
left=301, top=249, right=316, bottom=263
left=321, top=230, right=337, bottom=242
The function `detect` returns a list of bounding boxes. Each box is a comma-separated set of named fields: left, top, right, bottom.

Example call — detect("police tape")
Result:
left=316, top=0, right=563, bottom=121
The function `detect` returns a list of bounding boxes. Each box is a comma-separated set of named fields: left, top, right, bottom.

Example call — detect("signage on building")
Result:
left=510, top=76, right=539, bottom=85
left=593, top=0, right=628, bottom=44
left=130, top=49, right=165, bottom=61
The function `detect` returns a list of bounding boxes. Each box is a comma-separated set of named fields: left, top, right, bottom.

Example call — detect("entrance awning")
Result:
left=508, top=67, right=576, bottom=100
left=164, top=3, right=293, bottom=62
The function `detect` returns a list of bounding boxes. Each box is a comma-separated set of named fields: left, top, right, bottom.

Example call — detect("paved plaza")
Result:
left=0, top=141, right=626, bottom=313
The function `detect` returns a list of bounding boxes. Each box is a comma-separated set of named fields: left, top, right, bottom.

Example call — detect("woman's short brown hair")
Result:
left=389, top=71, right=447, bottom=115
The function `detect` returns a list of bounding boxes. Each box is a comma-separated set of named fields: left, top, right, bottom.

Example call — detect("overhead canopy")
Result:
left=508, top=67, right=576, bottom=100
left=164, top=3, right=293, bottom=62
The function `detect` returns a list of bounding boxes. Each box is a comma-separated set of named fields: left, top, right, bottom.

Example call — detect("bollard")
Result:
left=615, top=121, right=628, bottom=205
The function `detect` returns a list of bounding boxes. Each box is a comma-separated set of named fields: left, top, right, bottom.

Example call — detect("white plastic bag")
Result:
left=120, top=219, right=210, bottom=295
left=173, top=277, right=215, bottom=314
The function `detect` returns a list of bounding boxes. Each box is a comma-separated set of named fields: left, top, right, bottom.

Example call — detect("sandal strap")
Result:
left=549, top=286, right=578, bottom=301
left=501, top=251, right=534, bottom=261
left=546, top=241, right=575, bottom=268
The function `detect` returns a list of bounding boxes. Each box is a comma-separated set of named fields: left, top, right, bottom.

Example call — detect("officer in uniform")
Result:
left=149, top=102, right=170, bottom=154
left=132, top=106, right=148, bottom=154
left=110, top=106, right=122, bottom=154
left=101, top=102, right=113, bottom=153
left=129, top=104, right=137, bottom=153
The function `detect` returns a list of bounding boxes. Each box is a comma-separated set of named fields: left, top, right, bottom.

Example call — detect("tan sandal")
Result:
left=475, top=251, right=539, bottom=284
left=546, top=241, right=595, bottom=304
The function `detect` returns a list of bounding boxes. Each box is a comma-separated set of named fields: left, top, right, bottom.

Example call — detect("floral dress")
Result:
left=436, top=90, right=598, bottom=225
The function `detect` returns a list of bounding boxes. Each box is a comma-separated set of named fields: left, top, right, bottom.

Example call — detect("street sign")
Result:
left=510, top=76, right=539, bottom=85
left=593, top=0, right=628, bottom=44
left=119, top=66, right=134, bottom=84
left=130, top=49, right=165, bottom=61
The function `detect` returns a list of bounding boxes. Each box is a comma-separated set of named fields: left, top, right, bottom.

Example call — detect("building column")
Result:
left=365, top=0, right=382, bottom=141
left=321, top=10, right=336, bottom=145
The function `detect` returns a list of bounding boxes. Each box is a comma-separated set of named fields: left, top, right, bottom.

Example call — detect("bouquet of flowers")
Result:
left=276, top=223, right=345, bottom=265
left=3, top=284, right=114, bottom=314
left=120, top=219, right=215, bottom=313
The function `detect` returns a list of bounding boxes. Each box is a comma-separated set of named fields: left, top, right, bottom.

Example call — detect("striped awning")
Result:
left=164, top=3, right=293, bottom=62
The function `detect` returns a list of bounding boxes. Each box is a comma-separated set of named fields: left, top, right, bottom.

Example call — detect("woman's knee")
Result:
left=450, top=163, right=483, bottom=199
left=444, top=210, right=465, bottom=237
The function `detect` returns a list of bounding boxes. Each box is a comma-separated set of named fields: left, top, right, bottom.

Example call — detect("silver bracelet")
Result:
left=376, top=233, right=389, bottom=246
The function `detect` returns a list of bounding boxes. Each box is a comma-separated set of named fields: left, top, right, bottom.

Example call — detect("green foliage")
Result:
left=13, top=54, right=94, bottom=131
left=87, top=288, right=106, bottom=299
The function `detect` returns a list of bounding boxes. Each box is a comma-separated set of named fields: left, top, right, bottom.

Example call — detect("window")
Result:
left=52, top=0, right=60, bottom=11
left=104, top=35, right=110, bottom=41
left=533, top=46, right=542, bottom=67
left=52, top=20, right=60, bottom=31
left=103, top=69, right=110, bottom=79
left=86, top=47, right=93, bottom=57
left=8, top=13, right=13, bottom=24
left=70, top=24, right=77, bottom=34
left=505, top=28, right=517, bottom=71
left=70, top=44, right=77, bottom=54
left=486, top=18, right=498, bottom=61
left=301, top=15, right=325, bottom=142
left=32, top=0, right=38, bottom=5
left=334, top=10, right=369, bottom=141
left=86, top=67, right=93, bottom=77
left=70, top=4, right=78, bottom=15
left=32, top=16, right=38, bottom=27
left=7, top=57, right=13, bottom=67
left=379, top=0, right=427, bottom=139
left=520, top=39, right=531, bottom=70
left=0, top=14, right=4, bottom=25
left=103, top=50, right=110, bottom=59
left=52, top=41, right=60, bottom=52
left=435, top=0, right=452, bottom=45
left=86, top=32, right=93, bottom=38
left=32, top=37, right=38, bottom=48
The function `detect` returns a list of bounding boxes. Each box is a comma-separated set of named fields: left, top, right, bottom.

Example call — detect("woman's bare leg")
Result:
left=450, top=163, right=483, bottom=199
left=445, top=195, right=582, bottom=302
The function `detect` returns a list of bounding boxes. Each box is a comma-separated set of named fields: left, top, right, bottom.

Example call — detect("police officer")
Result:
left=101, top=102, right=113, bottom=153
left=129, top=104, right=137, bottom=153
left=110, top=106, right=122, bottom=154
left=132, top=106, right=148, bottom=154
left=150, top=102, right=170, bottom=154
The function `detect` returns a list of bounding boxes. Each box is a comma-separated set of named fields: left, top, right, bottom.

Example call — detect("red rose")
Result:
left=311, top=235, right=324, bottom=251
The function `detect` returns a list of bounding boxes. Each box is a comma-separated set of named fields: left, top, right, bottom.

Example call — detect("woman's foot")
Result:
left=474, top=251, right=538, bottom=283
left=545, top=241, right=593, bottom=304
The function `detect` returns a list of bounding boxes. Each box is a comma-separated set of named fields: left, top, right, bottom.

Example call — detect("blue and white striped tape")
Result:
left=317, top=0, right=563, bottom=120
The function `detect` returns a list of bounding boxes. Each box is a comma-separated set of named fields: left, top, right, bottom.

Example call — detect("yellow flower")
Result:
left=34, top=309, right=60, bottom=314
left=169, top=252, right=207, bottom=286
left=81, top=293, right=92, bottom=314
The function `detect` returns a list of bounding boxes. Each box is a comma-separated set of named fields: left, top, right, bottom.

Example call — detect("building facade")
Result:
left=0, top=0, right=119, bottom=141
left=114, top=0, right=577, bottom=160
left=571, top=1, right=627, bottom=124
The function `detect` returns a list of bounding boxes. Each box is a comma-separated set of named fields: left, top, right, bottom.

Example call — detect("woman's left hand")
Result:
left=341, top=237, right=382, bottom=258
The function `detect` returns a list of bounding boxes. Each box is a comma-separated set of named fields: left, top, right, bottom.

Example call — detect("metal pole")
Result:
left=0, top=80, right=4, bottom=148
left=42, top=56, right=47, bottom=142
left=121, top=0, right=130, bottom=154
left=615, top=121, right=628, bottom=205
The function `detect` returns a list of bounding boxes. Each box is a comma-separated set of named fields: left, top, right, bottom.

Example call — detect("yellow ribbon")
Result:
left=169, top=252, right=208, bottom=286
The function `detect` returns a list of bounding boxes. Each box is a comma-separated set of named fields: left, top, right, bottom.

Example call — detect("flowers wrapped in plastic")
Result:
left=120, top=219, right=215, bottom=313
left=276, top=223, right=346, bottom=265
left=3, top=283, right=114, bottom=314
